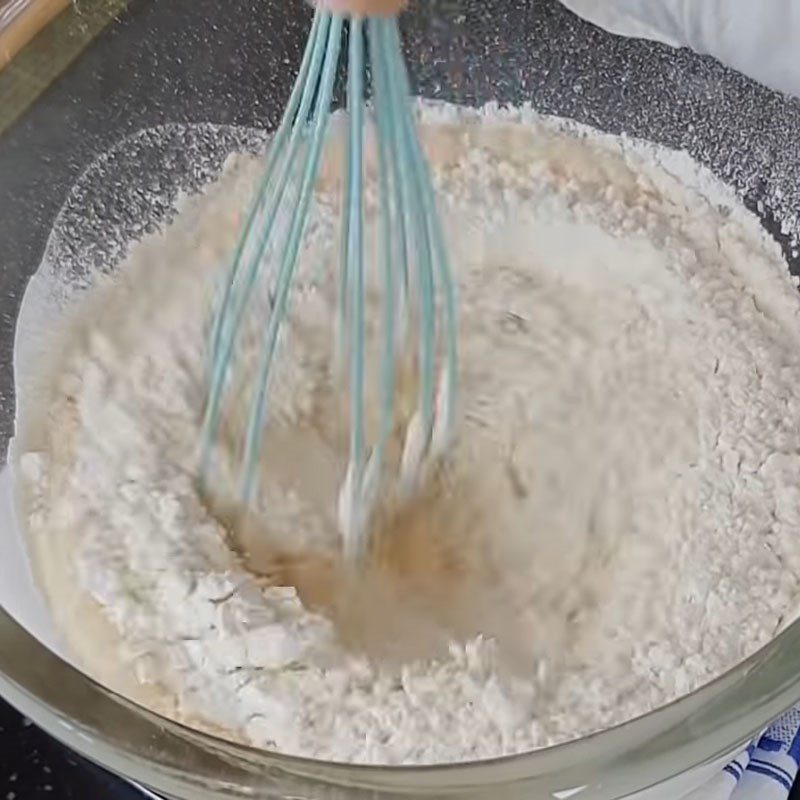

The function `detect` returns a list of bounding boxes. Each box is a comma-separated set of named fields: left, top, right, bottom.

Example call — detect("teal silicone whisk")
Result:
left=201, top=7, right=457, bottom=563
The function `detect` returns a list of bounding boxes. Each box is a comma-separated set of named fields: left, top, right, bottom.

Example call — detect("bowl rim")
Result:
left=1, top=605, right=799, bottom=798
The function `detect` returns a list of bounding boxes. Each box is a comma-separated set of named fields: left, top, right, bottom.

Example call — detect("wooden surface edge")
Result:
left=0, top=0, right=71, bottom=69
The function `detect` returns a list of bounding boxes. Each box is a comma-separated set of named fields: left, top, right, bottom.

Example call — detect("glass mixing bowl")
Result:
left=1, top=1, right=799, bottom=797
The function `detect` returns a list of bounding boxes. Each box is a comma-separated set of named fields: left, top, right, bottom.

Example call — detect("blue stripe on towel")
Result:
left=745, top=764, right=793, bottom=792
left=750, top=758, right=796, bottom=785
left=724, top=763, right=743, bottom=781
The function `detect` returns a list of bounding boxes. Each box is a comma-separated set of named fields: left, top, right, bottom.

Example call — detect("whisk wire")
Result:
left=202, top=11, right=333, bottom=482
left=376, top=19, right=438, bottom=484
left=202, top=9, right=457, bottom=560
left=341, top=17, right=369, bottom=557
left=387, top=21, right=458, bottom=456
left=240, top=14, right=344, bottom=504
left=369, top=19, right=410, bottom=335
left=370, top=19, right=398, bottom=450
left=207, top=10, right=325, bottom=371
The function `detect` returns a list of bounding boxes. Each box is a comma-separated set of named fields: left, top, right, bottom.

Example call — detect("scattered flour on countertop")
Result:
left=16, top=103, right=800, bottom=765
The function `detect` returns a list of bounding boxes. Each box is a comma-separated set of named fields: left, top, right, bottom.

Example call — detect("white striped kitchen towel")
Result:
left=684, top=704, right=800, bottom=800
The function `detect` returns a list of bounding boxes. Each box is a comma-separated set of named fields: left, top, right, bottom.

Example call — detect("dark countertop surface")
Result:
left=2, top=0, right=800, bottom=797
left=0, top=698, right=145, bottom=798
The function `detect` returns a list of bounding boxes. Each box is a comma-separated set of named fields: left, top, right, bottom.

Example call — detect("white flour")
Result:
left=17, top=104, right=800, bottom=765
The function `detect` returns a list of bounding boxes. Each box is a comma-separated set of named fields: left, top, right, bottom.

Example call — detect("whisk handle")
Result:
left=315, top=0, right=406, bottom=17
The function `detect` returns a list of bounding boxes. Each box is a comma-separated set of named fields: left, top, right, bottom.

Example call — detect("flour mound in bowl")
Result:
left=16, top=104, right=800, bottom=765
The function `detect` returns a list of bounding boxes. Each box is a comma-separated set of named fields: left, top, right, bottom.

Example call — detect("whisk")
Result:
left=201, top=6, right=457, bottom=563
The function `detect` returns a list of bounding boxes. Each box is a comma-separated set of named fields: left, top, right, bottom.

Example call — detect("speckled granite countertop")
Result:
left=0, top=698, right=145, bottom=798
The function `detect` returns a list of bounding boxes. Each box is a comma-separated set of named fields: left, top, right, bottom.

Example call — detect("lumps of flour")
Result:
left=18, top=103, right=800, bottom=764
